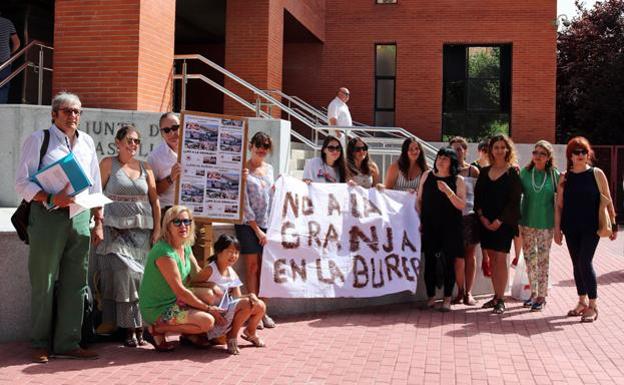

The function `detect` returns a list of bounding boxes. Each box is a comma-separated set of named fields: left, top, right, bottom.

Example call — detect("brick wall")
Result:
left=53, top=0, right=174, bottom=111
left=283, top=0, right=557, bottom=143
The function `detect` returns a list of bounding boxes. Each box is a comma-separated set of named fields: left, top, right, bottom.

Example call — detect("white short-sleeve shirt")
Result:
left=147, top=141, right=178, bottom=207
left=327, top=97, right=353, bottom=127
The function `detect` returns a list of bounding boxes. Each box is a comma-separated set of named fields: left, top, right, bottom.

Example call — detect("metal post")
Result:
left=255, top=95, right=261, bottom=117
left=37, top=47, right=44, bottom=105
left=181, top=61, right=188, bottom=111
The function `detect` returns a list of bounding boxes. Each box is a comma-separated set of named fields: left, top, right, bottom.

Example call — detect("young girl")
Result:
left=192, top=234, right=266, bottom=354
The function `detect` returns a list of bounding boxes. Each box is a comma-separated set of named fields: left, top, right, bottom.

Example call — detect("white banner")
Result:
left=259, top=176, right=421, bottom=298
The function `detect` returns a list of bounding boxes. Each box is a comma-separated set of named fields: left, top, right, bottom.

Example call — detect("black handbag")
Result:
left=11, top=130, right=50, bottom=244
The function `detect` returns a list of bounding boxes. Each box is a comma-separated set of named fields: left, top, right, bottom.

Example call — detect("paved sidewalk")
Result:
left=1, top=236, right=622, bottom=385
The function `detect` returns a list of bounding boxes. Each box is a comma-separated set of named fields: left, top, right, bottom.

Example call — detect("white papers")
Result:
left=35, top=164, right=76, bottom=195
left=69, top=191, right=112, bottom=218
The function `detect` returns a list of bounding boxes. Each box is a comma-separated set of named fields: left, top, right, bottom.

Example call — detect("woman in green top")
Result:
left=139, top=206, right=226, bottom=351
left=519, top=140, right=560, bottom=311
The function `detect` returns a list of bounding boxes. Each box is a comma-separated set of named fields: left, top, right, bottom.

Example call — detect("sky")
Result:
left=557, top=0, right=599, bottom=19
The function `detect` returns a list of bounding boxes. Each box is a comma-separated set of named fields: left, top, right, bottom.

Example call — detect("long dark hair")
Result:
left=321, top=135, right=346, bottom=182
left=347, top=138, right=373, bottom=176
left=207, top=234, right=241, bottom=264
left=433, top=146, right=460, bottom=177
left=398, top=138, right=428, bottom=178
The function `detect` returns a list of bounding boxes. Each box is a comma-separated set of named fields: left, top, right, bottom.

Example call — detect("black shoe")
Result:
left=523, top=298, right=535, bottom=308
left=493, top=299, right=506, bottom=314
left=531, top=300, right=546, bottom=312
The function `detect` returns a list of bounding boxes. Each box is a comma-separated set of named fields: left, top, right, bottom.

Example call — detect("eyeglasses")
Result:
left=171, top=218, right=192, bottom=227
left=342, top=92, right=350, bottom=96
left=325, top=145, right=341, bottom=152
left=354, top=145, right=368, bottom=152
left=60, top=108, right=82, bottom=116
left=572, top=149, right=588, bottom=156
left=532, top=150, right=548, bottom=157
left=255, top=142, right=271, bottom=150
left=126, top=138, right=141, bottom=145
left=160, top=124, right=179, bottom=134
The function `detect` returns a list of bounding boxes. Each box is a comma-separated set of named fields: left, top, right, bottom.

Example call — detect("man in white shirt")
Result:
left=147, top=112, right=181, bottom=217
left=0, top=13, right=21, bottom=103
left=327, top=87, right=353, bottom=139
left=15, top=92, right=102, bottom=363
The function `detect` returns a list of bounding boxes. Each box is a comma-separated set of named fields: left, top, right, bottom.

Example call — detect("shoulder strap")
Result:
left=37, top=129, right=50, bottom=171
left=593, top=167, right=605, bottom=195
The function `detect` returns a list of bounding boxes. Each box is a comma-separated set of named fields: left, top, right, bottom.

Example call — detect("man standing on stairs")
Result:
left=0, top=12, right=21, bottom=104
left=327, top=87, right=352, bottom=140
left=148, top=112, right=182, bottom=219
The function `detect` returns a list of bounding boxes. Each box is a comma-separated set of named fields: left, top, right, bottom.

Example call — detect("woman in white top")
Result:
left=303, top=135, right=347, bottom=183
left=385, top=138, right=428, bottom=192
left=449, top=136, right=480, bottom=306
left=192, top=234, right=266, bottom=355
left=346, top=138, right=380, bottom=188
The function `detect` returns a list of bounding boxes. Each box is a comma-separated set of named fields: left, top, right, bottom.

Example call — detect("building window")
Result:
left=375, top=44, right=396, bottom=126
left=442, top=44, right=511, bottom=141
left=376, top=0, right=397, bottom=3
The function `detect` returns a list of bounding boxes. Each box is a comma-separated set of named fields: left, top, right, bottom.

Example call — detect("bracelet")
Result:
left=166, top=175, right=174, bottom=184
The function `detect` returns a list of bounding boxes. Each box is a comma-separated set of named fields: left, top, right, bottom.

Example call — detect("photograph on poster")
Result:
left=205, top=171, right=240, bottom=201
left=224, top=204, right=239, bottom=214
left=203, top=155, right=217, bottom=165
left=193, top=206, right=204, bottom=215
left=180, top=182, right=205, bottom=203
left=222, top=119, right=244, bottom=128
left=185, top=124, right=218, bottom=151
left=219, top=130, right=243, bottom=153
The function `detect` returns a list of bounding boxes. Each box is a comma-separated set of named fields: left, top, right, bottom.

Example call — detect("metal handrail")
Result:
left=173, top=54, right=438, bottom=170
left=0, top=40, right=53, bottom=105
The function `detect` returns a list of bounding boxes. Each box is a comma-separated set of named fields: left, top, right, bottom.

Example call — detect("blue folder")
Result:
left=31, top=152, right=92, bottom=196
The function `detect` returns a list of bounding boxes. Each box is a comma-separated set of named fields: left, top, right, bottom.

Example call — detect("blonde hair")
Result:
left=487, top=134, right=517, bottom=166
left=161, top=205, right=196, bottom=246
left=526, top=140, right=556, bottom=171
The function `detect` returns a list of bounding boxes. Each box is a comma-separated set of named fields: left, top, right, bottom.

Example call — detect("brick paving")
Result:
left=1, top=236, right=622, bottom=385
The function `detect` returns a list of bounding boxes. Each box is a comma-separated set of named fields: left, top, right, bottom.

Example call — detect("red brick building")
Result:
left=3, top=0, right=556, bottom=142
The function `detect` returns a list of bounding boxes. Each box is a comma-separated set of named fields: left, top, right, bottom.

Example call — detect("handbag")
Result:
left=10, top=130, right=50, bottom=244
left=593, top=167, right=613, bottom=238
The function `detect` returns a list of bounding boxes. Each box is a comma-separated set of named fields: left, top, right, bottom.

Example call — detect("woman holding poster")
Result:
left=474, top=135, right=522, bottom=315
left=235, top=131, right=277, bottom=329
left=417, top=147, right=466, bottom=312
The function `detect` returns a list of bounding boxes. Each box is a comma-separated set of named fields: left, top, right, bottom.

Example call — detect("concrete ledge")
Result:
left=0, top=209, right=493, bottom=342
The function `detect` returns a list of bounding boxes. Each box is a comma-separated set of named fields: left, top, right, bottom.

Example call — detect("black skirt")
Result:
left=480, top=222, right=515, bottom=253
left=234, top=224, right=267, bottom=254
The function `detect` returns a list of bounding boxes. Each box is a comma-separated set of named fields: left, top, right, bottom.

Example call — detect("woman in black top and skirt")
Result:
left=417, top=147, right=466, bottom=312
left=474, top=135, right=522, bottom=314
left=554, top=137, right=617, bottom=322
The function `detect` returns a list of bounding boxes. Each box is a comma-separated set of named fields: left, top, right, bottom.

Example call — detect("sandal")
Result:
left=241, top=331, right=266, bottom=348
left=493, top=299, right=506, bottom=315
left=581, top=306, right=598, bottom=323
left=124, top=336, right=138, bottom=348
left=262, top=314, right=276, bottom=328
left=180, top=334, right=212, bottom=349
left=143, top=327, right=175, bottom=352
left=463, top=293, right=477, bottom=306
left=531, top=299, right=546, bottom=312
left=135, top=329, right=146, bottom=346
left=482, top=297, right=497, bottom=309
left=226, top=338, right=240, bottom=355
left=451, top=289, right=464, bottom=305
left=567, top=302, right=588, bottom=317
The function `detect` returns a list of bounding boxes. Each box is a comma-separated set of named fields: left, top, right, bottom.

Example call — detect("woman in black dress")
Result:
left=554, top=137, right=617, bottom=322
left=417, top=147, right=466, bottom=312
left=474, top=134, right=522, bottom=314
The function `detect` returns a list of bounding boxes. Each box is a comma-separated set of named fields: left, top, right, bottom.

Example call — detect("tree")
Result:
left=557, top=0, right=624, bottom=144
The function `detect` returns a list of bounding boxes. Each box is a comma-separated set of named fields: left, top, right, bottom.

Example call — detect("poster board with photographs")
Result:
left=175, top=111, right=248, bottom=224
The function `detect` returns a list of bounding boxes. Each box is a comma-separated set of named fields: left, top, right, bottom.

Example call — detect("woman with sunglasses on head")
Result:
left=449, top=136, right=480, bottom=306
left=140, top=206, right=225, bottom=351
left=417, top=147, right=466, bottom=312
left=385, top=138, right=428, bottom=192
left=235, top=131, right=277, bottom=329
left=302, top=135, right=347, bottom=183
left=518, top=140, right=559, bottom=311
left=94, top=124, right=161, bottom=347
left=554, top=137, right=617, bottom=322
left=474, top=134, right=522, bottom=315
left=346, top=138, right=381, bottom=188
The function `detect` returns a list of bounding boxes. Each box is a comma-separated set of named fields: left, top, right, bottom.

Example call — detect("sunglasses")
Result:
left=60, top=107, right=82, bottom=116
left=171, top=218, right=192, bottom=227
left=354, top=145, right=368, bottom=152
left=126, top=138, right=141, bottom=145
left=532, top=150, right=548, bottom=157
left=255, top=142, right=271, bottom=150
left=572, top=149, right=588, bottom=156
left=161, top=124, right=179, bottom=134
left=325, top=145, right=341, bottom=152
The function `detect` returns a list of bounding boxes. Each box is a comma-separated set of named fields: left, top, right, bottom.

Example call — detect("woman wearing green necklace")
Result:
left=519, top=140, right=559, bottom=311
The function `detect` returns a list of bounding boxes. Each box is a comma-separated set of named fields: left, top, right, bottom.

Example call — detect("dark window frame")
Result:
left=441, top=43, right=513, bottom=140
left=374, top=43, right=397, bottom=127
left=375, top=0, right=398, bottom=4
